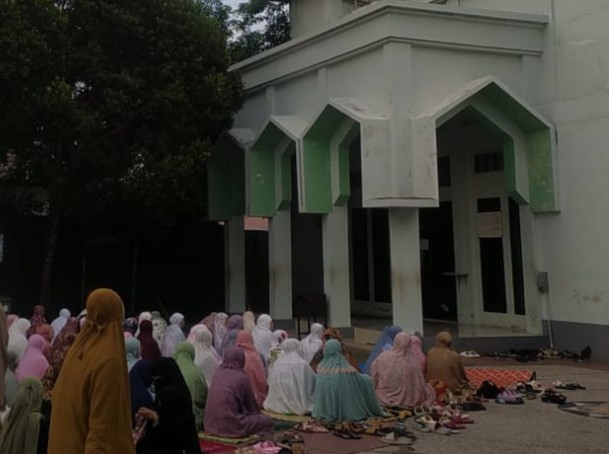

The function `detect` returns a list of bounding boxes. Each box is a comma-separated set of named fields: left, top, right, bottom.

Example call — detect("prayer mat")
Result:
left=262, top=410, right=311, bottom=423
left=465, top=368, right=533, bottom=390
left=199, top=433, right=260, bottom=446
left=199, top=439, right=235, bottom=453
left=558, top=402, right=609, bottom=419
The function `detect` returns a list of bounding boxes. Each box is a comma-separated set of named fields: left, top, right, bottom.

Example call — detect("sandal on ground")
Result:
left=541, top=389, right=567, bottom=404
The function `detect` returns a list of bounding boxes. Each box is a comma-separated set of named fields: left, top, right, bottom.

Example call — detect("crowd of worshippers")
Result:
left=0, top=288, right=470, bottom=454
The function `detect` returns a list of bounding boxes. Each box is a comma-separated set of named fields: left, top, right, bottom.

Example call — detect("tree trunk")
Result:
left=39, top=202, right=62, bottom=307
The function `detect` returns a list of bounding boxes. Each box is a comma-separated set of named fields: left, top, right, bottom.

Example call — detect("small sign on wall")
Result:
left=477, top=212, right=502, bottom=238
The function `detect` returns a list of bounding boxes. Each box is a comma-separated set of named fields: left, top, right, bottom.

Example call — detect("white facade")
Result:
left=210, top=0, right=609, bottom=357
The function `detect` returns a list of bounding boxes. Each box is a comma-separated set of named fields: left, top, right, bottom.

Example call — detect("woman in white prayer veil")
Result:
left=50, top=308, right=71, bottom=342
left=263, top=339, right=316, bottom=415
left=160, top=312, right=185, bottom=357
left=252, top=314, right=275, bottom=361
left=300, top=323, right=324, bottom=363
left=192, top=328, right=220, bottom=387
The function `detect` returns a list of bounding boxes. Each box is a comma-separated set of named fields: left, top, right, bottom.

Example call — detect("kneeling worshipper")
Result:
left=138, top=320, right=162, bottom=361
left=362, top=325, right=403, bottom=375
left=0, top=377, right=44, bottom=454
left=135, top=358, right=201, bottom=454
left=41, top=321, right=78, bottom=398
left=126, top=337, right=142, bottom=372
left=268, top=329, right=288, bottom=369
left=26, top=306, right=48, bottom=338
left=410, top=334, right=427, bottom=373
left=312, top=339, right=384, bottom=421
left=243, top=311, right=256, bottom=332
left=8, top=318, right=30, bottom=360
left=218, top=314, right=244, bottom=357
left=174, top=342, right=207, bottom=430
left=49, top=308, right=70, bottom=343
left=426, top=331, right=469, bottom=393
left=301, top=323, right=324, bottom=363
left=371, top=333, right=435, bottom=408
left=151, top=312, right=168, bottom=347
left=4, top=351, right=19, bottom=408
left=15, top=335, right=49, bottom=381
left=204, top=347, right=273, bottom=438
left=236, top=331, right=268, bottom=406
left=252, top=314, right=275, bottom=361
left=263, top=339, right=316, bottom=415
left=310, top=329, right=360, bottom=372
left=161, top=313, right=186, bottom=358
left=192, top=328, right=220, bottom=387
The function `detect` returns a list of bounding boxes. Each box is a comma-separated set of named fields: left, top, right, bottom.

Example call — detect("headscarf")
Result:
left=137, top=320, right=162, bottom=361
left=235, top=330, right=268, bottom=407
left=252, top=314, right=275, bottom=360
left=51, top=317, right=79, bottom=354
left=8, top=319, right=30, bottom=360
left=312, top=339, right=384, bottom=422
left=363, top=325, right=403, bottom=374
left=15, top=335, right=49, bottom=381
left=174, top=342, right=207, bottom=430
left=128, top=360, right=153, bottom=423
left=243, top=311, right=256, bottom=332
left=193, top=329, right=220, bottom=387
left=134, top=311, right=152, bottom=338
left=50, top=309, right=70, bottom=342
left=123, top=317, right=138, bottom=336
left=310, top=329, right=360, bottom=372
left=26, top=306, right=47, bottom=338
left=186, top=323, right=208, bottom=344
left=125, top=337, right=141, bottom=372
left=301, top=323, right=324, bottom=363
left=41, top=326, right=78, bottom=398
left=0, top=377, right=43, bottom=454
left=371, top=333, right=435, bottom=408
left=151, top=312, right=167, bottom=347
left=410, top=335, right=427, bottom=373
left=0, top=307, right=7, bottom=409
left=218, top=315, right=243, bottom=356
left=47, top=288, right=135, bottom=454
left=263, top=339, right=316, bottom=415
left=268, top=329, right=288, bottom=369
left=213, top=313, right=228, bottom=350
left=204, top=348, right=273, bottom=438
left=160, top=313, right=185, bottom=358
left=35, top=324, right=54, bottom=344
left=425, top=331, right=469, bottom=392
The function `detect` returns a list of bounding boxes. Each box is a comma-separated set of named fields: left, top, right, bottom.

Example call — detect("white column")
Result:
left=224, top=216, right=246, bottom=313
left=389, top=208, right=424, bottom=334
left=322, top=206, right=351, bottom=327
left=268, top=209, right=292, bottom=320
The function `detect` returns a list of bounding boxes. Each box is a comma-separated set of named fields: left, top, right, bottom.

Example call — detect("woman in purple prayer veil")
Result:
left=217, top=315, right=244, bottom=357
left=203, top=347, right=273, bottom=438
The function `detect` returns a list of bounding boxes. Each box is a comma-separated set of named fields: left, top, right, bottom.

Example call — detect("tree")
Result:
left=229, top=0, right=290, bottom=62
left=0, top=0, right=242, bottom=306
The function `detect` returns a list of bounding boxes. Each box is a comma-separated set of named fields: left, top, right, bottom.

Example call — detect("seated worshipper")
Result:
left=301, top=323, right=324, bottom=363
left=47, top=289, right=135, bottom=454
left=186, top=323, right=208, bottom=343
left=26, top=306, right=48, bottom=338
left=0, top=377, right=44, bottom=454
left=310, top=329, right=360, bottom=372
left=41, top=323, right=78, bottom=398
left=363, top=325, right=403, bottom=375
left=16, top=335, right=49, bottom=381
left=35, top=324, right=54, bottom=362
left=426, top=331, right=469, bottom=393
left=218, top=314, right=244, bottom=356
left=5, top=351, right=19, bottom=407
left=268, top=329, right=288, bottom=369
left=126, top=337, right=142, bottom=372
left=410, top=334, right=426, bottom=373
left=174, top=342, right=207, bottom=430
left=204, top=347, right=273, bottom=438
left=252, top=314, right=275, bottom=361
left=193, top=329, right=220, bottom=387
left=201, top=312, right=228, bottom=351
left=160, top=313, right=186, bottom=357
left=8, top=318, right=31, bottom=360
left=243, top=311, right=256, bottom=332
left=263, top=339, right=316, bottom=415
left=236, top=330, right=268, bottom=406
left=136, top=311, right=152, bottom=337
left=49, top=309, right=70, bottom=343
left=6, top=314, right=18, bottom=330
left=124, top=317, right=139, bottom=337
left=151, top=312, right=168, bottom=347
left=312, top=339, right=384, bottom=422
left=371, top=333, right=435, bottom=408
left=135, top=358, right=201, bottom=454
left=138, top=320, right=162, bottom=361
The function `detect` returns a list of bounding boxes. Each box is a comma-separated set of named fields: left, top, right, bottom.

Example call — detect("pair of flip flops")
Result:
left=541, top=389, right=567, bottom=404
left=553, top=381, right=586, bottom=390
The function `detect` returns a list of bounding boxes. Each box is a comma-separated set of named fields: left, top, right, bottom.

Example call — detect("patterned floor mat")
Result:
left=199, top=439, right=235, bottom=453
left=558, top=402, right=609, bottom=418
left=465, top=368, right=534, bottom=389
left=199, top=433, right=260, bottom=446
left=262, top=410, right=311, bottom=422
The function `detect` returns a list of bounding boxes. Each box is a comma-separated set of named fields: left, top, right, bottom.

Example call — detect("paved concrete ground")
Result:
left=311, top=363, right=609, bottom=454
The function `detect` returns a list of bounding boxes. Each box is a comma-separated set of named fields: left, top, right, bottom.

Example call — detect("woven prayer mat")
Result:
left=199, top=439, right=235, bottom=453
left=558, top=402, right=609, bottom=419
left=465, top=368, right=534, bottom=390
left=199, top=433, right=260, bottom=446
left=262, top=410, right=311, bottom=422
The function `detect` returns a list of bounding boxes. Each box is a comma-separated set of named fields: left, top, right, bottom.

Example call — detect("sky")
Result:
left=223, top=0, right=240, bottom=7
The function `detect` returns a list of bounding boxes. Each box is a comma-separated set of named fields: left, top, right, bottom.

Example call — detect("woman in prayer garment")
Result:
left=243, top=311, right=256, bottom=332
left=192, top=329, right=220, bottom=387
left=126, top=337, right=142, bottom=372
left=174, top=341, right=207, bottom=430
left=312, top=339, right=384, bottom=422
left=151, top=312, right=167, bottom=347
left=26, top=306, right=47, bottom=338
left=362, top=325, right=403, bottom=375
left=425, top=331, right=469, bottom=392
left=204, top=348, right=273, bottom=438
left=267, top=329, right=288, bottom=369
left=160, top=313, right=185, bottom=358
left=218, top=314, right=244, bottom=357
left=5, top=351, right=19, bottom=408
left=310, top=329, right=360, bottom=372
left=186, top=323, right=208, bottom=343
left=213, top=313, right=228, bottom=350
left=0, top=377, right=44, bottom=454
left=263, top=339, right=316, bottom=415
left=410, top=334, right=427, bottom=373
left=138, top=320, right=162, bottom=361
left=129, top=360, right=154, bottom=425
left=252, top=314, right=275, bottom=361
left=236, top=330, right=268, bottom=407
left=8, top=319, right=30, bottom=360
left=15, top=335, right=49, bottom=381
left=124, top=317, right=139, bottom=337
left=41, top=326, right=78, bottom=398
left=371, top=333, right=435, bottom=408
left=301, top=323, right=324, bottom=363
left=47, top=289, right=135, bottom=454
left=49, top=309, right=70, bottom=343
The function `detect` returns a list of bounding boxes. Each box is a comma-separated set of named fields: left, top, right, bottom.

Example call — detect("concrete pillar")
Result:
left=268, top=209, right=293, bottom=320
left=224, top=216, right=246, bottom=313
left=389, top=208, right=424, bottom=333
left=322, top=206, right=351, bottom=327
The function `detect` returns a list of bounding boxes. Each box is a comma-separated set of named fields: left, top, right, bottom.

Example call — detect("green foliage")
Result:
left=0, top=0, right=243, bottom=224
left=229, top=0, right=290, bottom=62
